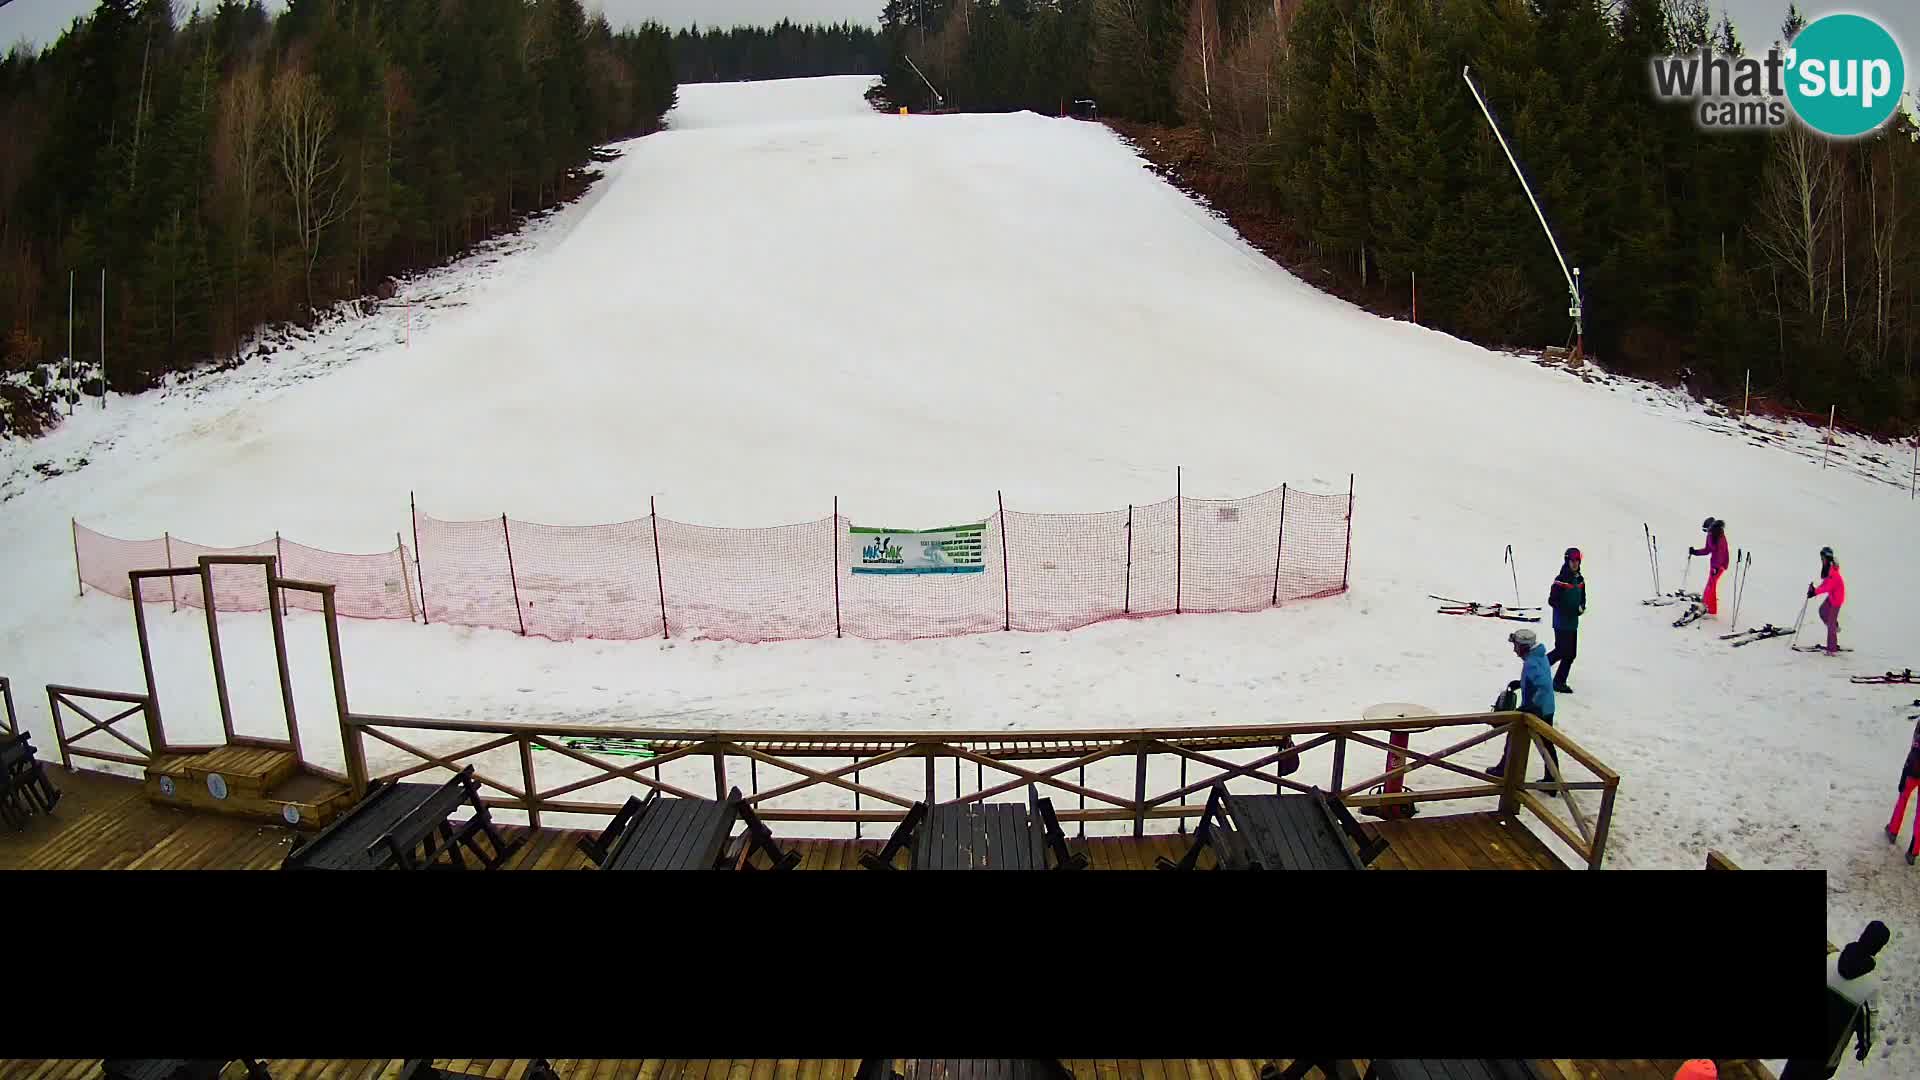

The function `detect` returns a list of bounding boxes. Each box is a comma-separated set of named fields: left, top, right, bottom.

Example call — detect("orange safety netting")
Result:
left=71, top=480, right=1351, bottom=644
left=72, top=523, right=416, bottom=620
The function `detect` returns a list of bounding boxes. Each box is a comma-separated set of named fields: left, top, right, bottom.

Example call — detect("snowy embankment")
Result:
left=0, top=74, right=1915, bottom=1071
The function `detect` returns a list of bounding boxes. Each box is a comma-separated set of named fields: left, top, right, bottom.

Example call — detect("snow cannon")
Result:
left=1360, top=703, right=1437, bottom=821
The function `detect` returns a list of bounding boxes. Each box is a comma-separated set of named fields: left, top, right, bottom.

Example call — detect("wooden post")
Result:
left=1411, top=271, right=1417, bottom=323
left=0, top=677, right=14, bottom=736
left=831, top=497, right=842, bottom=639
left=1175, top=466, right=1183, bottom=614
left=1823, top=405, right=1836, bottom=469
left=1331, top=733, right=1346, bottom=793
left=1497, top=715, right=1532, bottom=818
left=164, top=532, right=176, bottom=611
left=502, top=514, right=527, bottom=636
left=925, top=752, right=936, bottom=805
left=72, top=518, right=84, bottom=597
left=398, top=532, right=417, bottom=622
left=274, top=532, right=288, bottom=615
left=130, top=577, right=167, bottom=755
left=520, top=734, right=541, bottom=830
left=650, top=496, right=669, bottom=639
left=1271, top=483, right=1289, bottom=606
left=1589, top=780, right=1616, bottom=870
left=200, top=560, right=238, bottom=746
left=1133, top=742, right=1148, bottom=837
left=1743, top=369, right=1750, bottom=416
left=323, top=587, right=367, bottom=798
left=46, top=686, right=72, bottom=769
left=265, top=570, right=302, bottom=764
left=410, top=492, right=430, bottom=625
left=998, top=491, right=1011, bottom=631
left=1123, top=504, right=1133, bottom=614
left=1342, top=474, right=1355, bottom=591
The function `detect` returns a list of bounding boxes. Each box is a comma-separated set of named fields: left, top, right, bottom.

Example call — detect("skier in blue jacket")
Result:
left=1488, top=627, right=1559, bottom=783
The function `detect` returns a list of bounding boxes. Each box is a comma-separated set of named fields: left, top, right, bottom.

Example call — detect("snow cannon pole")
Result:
left=1505, top=545, right=1519, bottom=607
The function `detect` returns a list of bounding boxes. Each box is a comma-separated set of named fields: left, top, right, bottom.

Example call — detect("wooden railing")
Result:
left=340, top=708, right=1623, bottom=868
left=45, top=685, right=165, bottom=770
left=0, top=676, right=15, bottom=736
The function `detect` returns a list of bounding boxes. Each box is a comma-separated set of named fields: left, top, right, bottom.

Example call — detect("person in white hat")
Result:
left=1489, top=627, right=1558, bottom=782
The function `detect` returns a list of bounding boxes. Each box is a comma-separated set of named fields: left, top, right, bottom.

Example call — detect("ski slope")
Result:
left=2, top=75, right=1917, bottom=1069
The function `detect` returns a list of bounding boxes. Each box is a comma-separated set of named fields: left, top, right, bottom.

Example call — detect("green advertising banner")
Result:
left=849, top=522, right=987, bottom=575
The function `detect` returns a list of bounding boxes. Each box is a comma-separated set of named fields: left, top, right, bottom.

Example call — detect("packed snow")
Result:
left=2, top=75, right=1917, bottom=1071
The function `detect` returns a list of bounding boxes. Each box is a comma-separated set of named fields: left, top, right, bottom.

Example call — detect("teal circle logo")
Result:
left=1786, top=13, right=1906, bottom=138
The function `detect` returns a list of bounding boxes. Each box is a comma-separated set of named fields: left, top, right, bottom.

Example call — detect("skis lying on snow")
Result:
left=532, top=736, right=658, bottom=759
left=1791, top=645, right=1854, bottom=654
left=1852, top=670, right=1918, bottom=685
left=1643, top=590, right=1704, bottom=607
left=1430, top=595, right=1540, bottom=611
left=1724, top=624, right=1793, bottom=646
left=1437, top=604, right=1541, bottom=623
left=1672, top=603, right=1708, bottom=628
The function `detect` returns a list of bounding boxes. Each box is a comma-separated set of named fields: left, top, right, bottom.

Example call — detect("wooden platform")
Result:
left=142, top=747, right=354, bottom=831
left=0, top=767, right=1571, bottom=872
left=0, top=1058, right=1777, bottom=1080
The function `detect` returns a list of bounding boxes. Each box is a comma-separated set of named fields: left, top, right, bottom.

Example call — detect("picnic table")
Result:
left=0, top=731, right=61, bottom=829
left=860, top=787, right=1089, bottom=871
left=854, top=1061, right=1074, bottom=1080
left=578, top=787, right=800, bottom=871
left=282, top=765, right=519, bottom=871
left=1364, top=1061, right=1546, bottom=1080
left=1158, top=783, right=1388, bottom=871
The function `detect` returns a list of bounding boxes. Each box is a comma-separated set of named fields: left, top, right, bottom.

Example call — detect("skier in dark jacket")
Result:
left=1887, top=717, right=1920, bottom=865
left=1689, top=518, right=1730, bottom=617
left=1546, top=547, right=1585, bottom=694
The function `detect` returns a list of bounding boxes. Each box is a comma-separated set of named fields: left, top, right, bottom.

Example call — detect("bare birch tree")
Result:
left=272, top=67, right=354, bottom=311
left=1752, top=120, right=1838, bottom=340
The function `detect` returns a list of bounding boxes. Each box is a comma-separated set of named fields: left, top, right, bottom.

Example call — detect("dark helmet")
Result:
left=1821, top=546, right=1835, bottom=560
left=1702, top=516, right=1715, bottom=531
left=1564, top=547, right=1582, bottom=561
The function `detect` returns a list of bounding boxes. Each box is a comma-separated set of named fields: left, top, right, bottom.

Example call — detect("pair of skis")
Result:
left=1723, top=623, right=1793, bottom=647
left=1644, top=590, right=1701, bottom=608
left=1672, top=603, right=1708, bottom=628
left=1431, top=595, right=1541, bottom=623
left=1853, top=670, right=1917, bottom=685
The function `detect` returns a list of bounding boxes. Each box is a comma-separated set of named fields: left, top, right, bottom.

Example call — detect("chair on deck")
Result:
left=1157, top=783, right=1388, bottom=871
left=281, top=765, right=520, bottom=870
left=577, top=786, right=801, bottom=871
left=0, top=731, right=61, bottom=829
left=859, top=785, right=1090, bottom=871
left=854, top=1061, right=1075, bottom=1080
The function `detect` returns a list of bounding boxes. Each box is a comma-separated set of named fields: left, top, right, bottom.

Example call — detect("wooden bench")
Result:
left=282, top=765, right=520, bottom=870
left=400, top=1061, right=559, bottom=1080
left=102, top=1062, right=272, bottom=1080
left=1364, top=1061, right=1545, bottom=1080
left=854, top=1061, right=1074, bottom=1080
left=1158, top=783, right=1388, bottom=871
left=578, top=787, right=801, bottom=871
left=859, top=786, right=1090, bottom=871
left=0, top=731, right=61, bottom=829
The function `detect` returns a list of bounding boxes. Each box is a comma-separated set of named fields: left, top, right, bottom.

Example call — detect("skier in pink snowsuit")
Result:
left=1690, top=518, right=1730, bottom=616
left=1807, top=546, right=1846, bottom=654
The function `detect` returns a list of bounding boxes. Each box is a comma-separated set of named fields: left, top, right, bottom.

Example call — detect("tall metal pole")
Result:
left=100, top=267, right=106, bottom=406
left=1464, top=66, right=1583, bottom=356
left=67, top=271, right=74, bottom=416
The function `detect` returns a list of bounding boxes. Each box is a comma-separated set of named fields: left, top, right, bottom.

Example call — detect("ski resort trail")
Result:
left=0, top=76, right=1916, bottom=1070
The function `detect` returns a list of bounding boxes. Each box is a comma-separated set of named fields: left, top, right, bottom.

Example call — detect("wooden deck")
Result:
left=0, top=1058, right=1777, bottom=1080
left=0, top=767, right=1572, bottom=872
left=0, top=769, right=1776, bottom=1080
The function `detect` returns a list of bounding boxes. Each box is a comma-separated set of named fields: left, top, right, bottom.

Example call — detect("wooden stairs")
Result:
left=144, top=745, right=354, bottom=831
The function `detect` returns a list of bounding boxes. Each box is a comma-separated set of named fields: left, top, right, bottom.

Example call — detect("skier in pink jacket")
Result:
left=1690, top=518, right=1730, bottom=616
left=1807, top=546, right=1846, bottom=655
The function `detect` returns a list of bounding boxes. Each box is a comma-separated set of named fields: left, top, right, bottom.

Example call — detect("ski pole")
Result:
left=1506, top=545, right=1520, bottom=606
left=1788, top=595, right=1810, bottom=648
left=1644, top=523, right=1657, bottom=597
left=1733, top=551, right=1751, bottom=628
left=1652, top=534, right=1662, bottom=596
left=1679, top=551, right=1693, bottom=595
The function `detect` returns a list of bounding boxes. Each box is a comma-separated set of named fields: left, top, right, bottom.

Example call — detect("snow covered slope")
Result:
left=1, top=75, right=1916, bottom=1069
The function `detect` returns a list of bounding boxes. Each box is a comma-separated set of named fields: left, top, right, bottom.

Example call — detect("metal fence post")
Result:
left=502, top=513, right=527, bottom=636
left=410, top=492, right=430, bottom=625
left=164, top=531, right=177, bottom=611
left=397, top=532, right=417, bottom=622
left=1342, top=473, right=1356, bottom=592
left=832, top=496, right=843, bottom=638
left=1175, top=466, right=1183, bottom=614
left=998, top=491, right=1011, bottom=632
left=274, top=531, right=288, bottom=615
left=1124, top=504, right=1133, bottom=614
left=651, top=496, right=669, bottom=640
left=1271, top=484, right=1288, bottom=606
left=72, top=518, right=84, bottom=597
